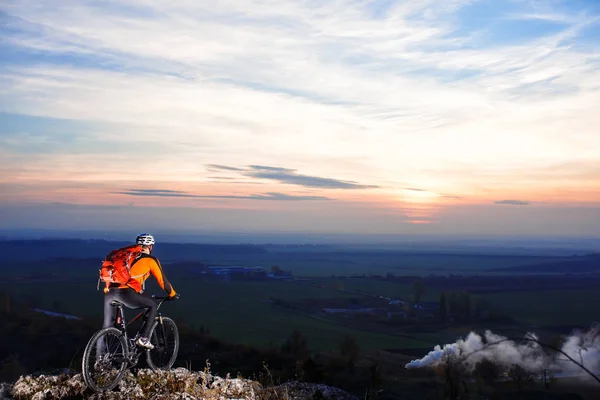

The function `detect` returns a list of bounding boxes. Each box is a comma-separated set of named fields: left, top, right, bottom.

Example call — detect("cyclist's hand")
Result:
left=169, top=293, right=180, bottom=301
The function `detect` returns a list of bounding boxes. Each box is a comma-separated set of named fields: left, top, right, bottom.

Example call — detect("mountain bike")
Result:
left=82, top=295, right=180, bottom=392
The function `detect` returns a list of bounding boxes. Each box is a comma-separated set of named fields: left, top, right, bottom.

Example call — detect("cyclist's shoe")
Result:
left=136, top=337, right=154, bottom=350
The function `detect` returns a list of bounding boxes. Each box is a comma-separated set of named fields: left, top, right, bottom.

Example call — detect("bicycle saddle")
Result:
left=110, top=300, right=123, bottom=307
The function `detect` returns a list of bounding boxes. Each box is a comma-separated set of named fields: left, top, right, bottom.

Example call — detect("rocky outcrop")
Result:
left=4, top=368, right=359, bottom=400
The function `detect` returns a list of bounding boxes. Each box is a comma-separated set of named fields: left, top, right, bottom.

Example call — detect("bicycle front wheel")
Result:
left=82, top=327, right=128, bottom=392
left=146, top=317, right=179, bottom=370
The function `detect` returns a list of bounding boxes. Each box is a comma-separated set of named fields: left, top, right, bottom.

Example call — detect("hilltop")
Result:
left=1, top=367, right=359, bottom=400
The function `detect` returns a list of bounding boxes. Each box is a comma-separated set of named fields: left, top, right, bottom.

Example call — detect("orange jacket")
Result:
left=108, top=253, right=176, bottom=296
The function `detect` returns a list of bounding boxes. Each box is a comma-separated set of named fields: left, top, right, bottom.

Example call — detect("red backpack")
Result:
left=98, top=244, right=143, bottom=292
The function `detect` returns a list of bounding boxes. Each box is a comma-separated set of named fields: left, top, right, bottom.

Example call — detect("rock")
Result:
left=209, top=373, right=262, bottom=399
left=7, top=369, right=358, bottom=400
left=263, top=381, right=360, bottom=400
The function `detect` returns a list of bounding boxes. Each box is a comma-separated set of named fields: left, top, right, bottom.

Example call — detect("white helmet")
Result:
left=136, top=233, right=155, bottom=246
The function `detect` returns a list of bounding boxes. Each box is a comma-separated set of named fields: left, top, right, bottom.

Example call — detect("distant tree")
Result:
left=508, top=364, right=534, bottom=390
left=339, top=334, right=360, bottom=367
left=446, top=292, right=457, bottom=316
left=435, top=351, right=465, bottom=400
left=365, top=356, right=382, bottom=400
left=439, top=292, right=447, bottom=322
left=446, top=291, right=471, bottom=322
left=412, top=280, right=426, bottom=304
left=282, top=330, right=309, bottom=359
left=473, top=358, right=501, bottom=387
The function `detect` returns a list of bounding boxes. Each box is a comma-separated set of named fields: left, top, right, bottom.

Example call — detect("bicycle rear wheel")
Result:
left=146, top=317, right=179, bottom=370
left=82, top=327, right=128, bottom=392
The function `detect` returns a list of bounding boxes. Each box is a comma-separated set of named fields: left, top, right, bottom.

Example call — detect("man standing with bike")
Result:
left=102, top=233, right=179, bottom=349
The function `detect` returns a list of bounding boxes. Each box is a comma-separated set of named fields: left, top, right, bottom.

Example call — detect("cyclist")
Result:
left=102, top=233, right=178, bottom=349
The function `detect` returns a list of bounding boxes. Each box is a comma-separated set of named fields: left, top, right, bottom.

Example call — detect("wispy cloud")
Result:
left=494, top=200, right=531, bottom=206
left=207, top=164, right=379, bottom=189
left=115, top=189, right=201, bottom=198
left=246, top=166, right=379, bottom=189
left=206, top=164, right=246, bottom=172
left=116, top=189, right=329, bottom=201
left=401, top=187, right=463, bottom=200
left=248, top=165, right=295, bottom=173
left=212, top=192, right=330, bottom=201
left=127, top=189, right=186, bottom=194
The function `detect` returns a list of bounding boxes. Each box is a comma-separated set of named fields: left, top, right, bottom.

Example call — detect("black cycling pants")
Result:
left=103, top=288, right=157, bottom=338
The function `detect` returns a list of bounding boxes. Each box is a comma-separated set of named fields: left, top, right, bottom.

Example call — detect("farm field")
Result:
left=478, top=288, right=600, bottom=328
left=311, top=277, right=443, bottom=301
left=6, top=274, right=600, bottom=355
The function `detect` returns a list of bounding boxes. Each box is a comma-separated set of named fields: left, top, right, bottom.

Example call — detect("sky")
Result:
left=1, top=0, right=600, bottom=238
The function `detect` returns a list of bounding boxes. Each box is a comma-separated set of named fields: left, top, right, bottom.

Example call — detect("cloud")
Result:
left=204, top=164, right=378, bottom=189
left=245, top=165, right=379, bottom=189
left=206, top=165, right=246, bottom=172
left=402, top=188, right=463, bottom=200
left=217, top=192, right=330, bottom=201
left=127, top=189, right=186, bottom=194
left=494, top=199, right=531, bottom=206
left=248, top=165, right=296, bottom=173
left=115, top=189, right=200, bottom=198
left=115, top=189, right=329, bottom=201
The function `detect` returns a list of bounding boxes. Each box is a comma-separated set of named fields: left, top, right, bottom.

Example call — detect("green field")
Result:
left=478, top=287, right=600, bottom=328
left=9, top=276, right=600, bottom=355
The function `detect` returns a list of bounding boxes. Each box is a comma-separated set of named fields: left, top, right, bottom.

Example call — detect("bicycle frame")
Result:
left=111, top=297, right=171, bottom=365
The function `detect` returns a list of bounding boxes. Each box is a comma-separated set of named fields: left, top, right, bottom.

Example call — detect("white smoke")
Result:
left=405, top=325, right=600, bottom=378
left=556, top=324, right=600, bottom=375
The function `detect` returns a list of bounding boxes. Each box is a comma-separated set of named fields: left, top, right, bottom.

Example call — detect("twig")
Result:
left=457, top=330, right=600, bottom=385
